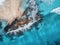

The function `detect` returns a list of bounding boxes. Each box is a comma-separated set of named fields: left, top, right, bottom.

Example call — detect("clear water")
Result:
left=0, top=0, right=60, bottom=45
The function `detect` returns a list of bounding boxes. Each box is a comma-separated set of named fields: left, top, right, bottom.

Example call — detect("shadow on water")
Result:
left=0, top=22, right=2, bottom=29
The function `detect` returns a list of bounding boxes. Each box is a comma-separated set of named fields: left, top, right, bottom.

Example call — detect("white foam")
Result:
left=6, top=0, right=40, bottom=35
left=51, top=7, right=60, bottom=14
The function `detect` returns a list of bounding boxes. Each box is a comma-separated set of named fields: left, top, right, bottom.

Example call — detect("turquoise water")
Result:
left=0, top=0, right=60, bottom=45
left=38, top=0, right=60, bottom=15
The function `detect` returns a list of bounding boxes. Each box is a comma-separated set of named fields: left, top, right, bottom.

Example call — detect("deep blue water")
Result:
left=0, top=0, right=60, bottom=45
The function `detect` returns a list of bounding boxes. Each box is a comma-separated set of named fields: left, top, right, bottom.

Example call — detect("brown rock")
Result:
left=0, top=0, right=24, bottom=25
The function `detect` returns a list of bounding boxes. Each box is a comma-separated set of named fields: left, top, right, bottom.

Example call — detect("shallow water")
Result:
left=0, top=0, right=60, bottom=45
